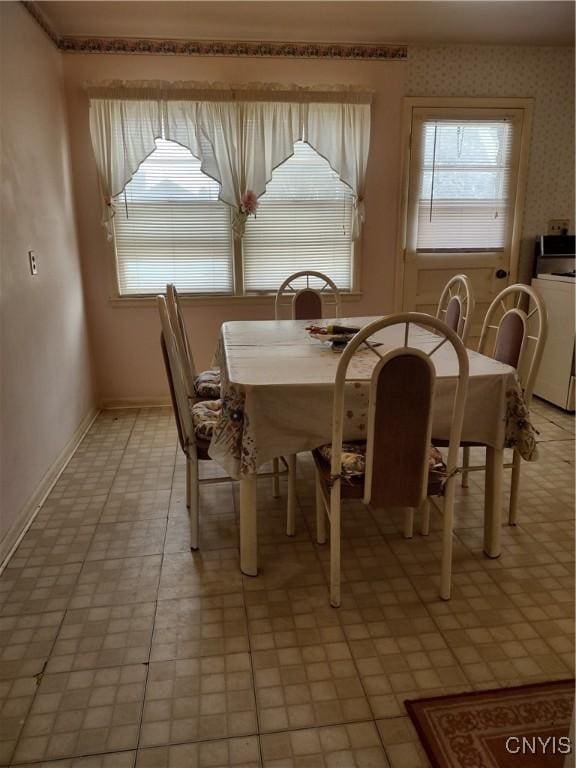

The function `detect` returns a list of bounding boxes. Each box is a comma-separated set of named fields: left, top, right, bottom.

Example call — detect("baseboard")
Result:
left=100, top=397, right=172, bottom=409
left=0, top=406, right=100, bottom=573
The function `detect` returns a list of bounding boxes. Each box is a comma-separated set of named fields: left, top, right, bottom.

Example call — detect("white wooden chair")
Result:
left=436, top=274, right=475, bottom=345
left=166, top=284, right=221, bottom=401
left=460, top=284, right=548, bottom=525
left=313, top=313, right=469, bottom=607
left=275, top=270, right=342, bottom=320
left=273, top=270, right=342, bottom=504
left=157, top=295, right=296, bottom=550
left=168, top=283, right=297, bottom=513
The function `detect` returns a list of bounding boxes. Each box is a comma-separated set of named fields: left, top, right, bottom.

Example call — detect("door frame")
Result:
left=395, top=97, right=534, bottom=312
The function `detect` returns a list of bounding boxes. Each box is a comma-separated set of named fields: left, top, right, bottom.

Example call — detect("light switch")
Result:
left=28, top=250, right=38, bottom=275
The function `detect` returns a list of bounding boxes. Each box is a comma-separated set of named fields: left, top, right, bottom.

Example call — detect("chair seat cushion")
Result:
left=194, top=369, right=221, bottom=399
left=190, top=399, right=221, bottom=441
left=313, top=441, right=447, bottom=497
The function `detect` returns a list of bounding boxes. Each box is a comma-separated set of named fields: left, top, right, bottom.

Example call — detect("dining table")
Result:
left=208, top=316, right=538, bottom=576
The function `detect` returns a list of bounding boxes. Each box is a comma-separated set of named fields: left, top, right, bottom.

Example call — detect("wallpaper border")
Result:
left=22, top=1, right=408, bottom=60
left=59, top=36, right=407, bottom=60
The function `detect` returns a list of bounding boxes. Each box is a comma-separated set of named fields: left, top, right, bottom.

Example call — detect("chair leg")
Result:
left=186, top=458, right=192, bottom=509
left=403, top=507, right=414, bottom=539
left=286, top=454, right=297, bottom=536
left=329, top=487, right=341, bottom=608
left=187, top=457, right=199, bottom=551
left=508, top=449, right=521, bottom=526
left=272, top=457, right=280, bottom=499
left=461, top=446, right=470, bottom=487
left=440, top=483, right=455, bottom=601
left=315, top=468, right=326, bottom=545
left=420, top=498, right=430, bottom=536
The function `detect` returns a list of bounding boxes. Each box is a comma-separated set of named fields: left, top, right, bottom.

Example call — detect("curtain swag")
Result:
left=87, top=82, right=372, bottom=239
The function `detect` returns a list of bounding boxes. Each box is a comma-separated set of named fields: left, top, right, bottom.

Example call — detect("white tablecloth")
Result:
left=209, top=317, right=537, bottom=478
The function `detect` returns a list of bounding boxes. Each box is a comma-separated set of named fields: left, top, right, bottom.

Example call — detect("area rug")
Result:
left=406, top=680, right=574, bottom=768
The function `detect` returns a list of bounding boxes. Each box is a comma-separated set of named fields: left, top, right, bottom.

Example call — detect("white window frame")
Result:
left=106, top=142, right=362, bottom=306
left=395, top=97, right=533, bottom=311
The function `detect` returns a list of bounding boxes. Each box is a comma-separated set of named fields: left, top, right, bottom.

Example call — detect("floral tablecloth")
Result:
left=209, top=317, right=538, bottom=479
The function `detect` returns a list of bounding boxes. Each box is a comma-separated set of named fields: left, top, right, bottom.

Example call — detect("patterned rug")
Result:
left=406, top=680, right=574, bottom=767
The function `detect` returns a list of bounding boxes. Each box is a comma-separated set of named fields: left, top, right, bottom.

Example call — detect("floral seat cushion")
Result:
left=194, top=369, right=221, bottom=400
left=315, top=441, right=446, bottom=494
left=190, top=399, right=221, bottom=441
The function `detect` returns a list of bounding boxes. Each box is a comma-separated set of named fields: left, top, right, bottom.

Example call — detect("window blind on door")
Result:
left=113, top=139, right=233, bottom=296
left=416, top=119, right=515, bottom=251
left=242, top=141, right=353, bottom=292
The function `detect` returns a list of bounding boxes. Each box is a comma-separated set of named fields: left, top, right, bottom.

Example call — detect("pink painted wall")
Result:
left=0, top=5, right=96, bottom=557
left=63, top=55, right=406, bottom=404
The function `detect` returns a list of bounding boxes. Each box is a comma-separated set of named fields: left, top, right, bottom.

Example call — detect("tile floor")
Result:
left=0, top=399, right=573, bottom=767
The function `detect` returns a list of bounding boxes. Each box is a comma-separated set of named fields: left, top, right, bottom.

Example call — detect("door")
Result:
left=400, top=100, right=532, bottom=347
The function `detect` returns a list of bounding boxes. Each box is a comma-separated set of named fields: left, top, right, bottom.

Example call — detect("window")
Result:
left=242, top=142, right=354, bottom=292
left=112, top=141, right=354, bottom=297
left=113, top=139, right=233, bottom=296
left=409, top=113, right=521, bottom=253
left=415, top=119, right=514, bottom=251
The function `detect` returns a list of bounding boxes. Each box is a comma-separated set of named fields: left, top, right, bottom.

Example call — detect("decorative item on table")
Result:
left=306, top=323, right=360, bottom=350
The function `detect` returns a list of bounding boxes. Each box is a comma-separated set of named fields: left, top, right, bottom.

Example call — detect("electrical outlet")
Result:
left=548, top=219, right=570, bottom=235
left=28, top=250, right=38, bottom=275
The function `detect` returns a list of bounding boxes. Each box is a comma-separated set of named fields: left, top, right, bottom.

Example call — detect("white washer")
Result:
left=533, top=275, right=575, bottom=411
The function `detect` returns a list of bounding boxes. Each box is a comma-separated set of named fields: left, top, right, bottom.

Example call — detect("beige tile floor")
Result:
left=0, top=399, right=573, bottom=767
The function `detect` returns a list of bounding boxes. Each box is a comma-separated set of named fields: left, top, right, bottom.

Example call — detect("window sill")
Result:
left=108, top=291, right=363, bottom=308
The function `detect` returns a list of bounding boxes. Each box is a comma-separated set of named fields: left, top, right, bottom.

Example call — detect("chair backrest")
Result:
left=275, top=270, right=341, bottom=320
left=160, top=333, right=186, bottom=454
left=157, top=295, right=195, bottom=454
left=436, top=274, right=475, bottom=345
left=478, top=283, right=547, bottom=404
left=331, top=314, right=469, bottom=507
left=166, top=284, right=196, bottom=397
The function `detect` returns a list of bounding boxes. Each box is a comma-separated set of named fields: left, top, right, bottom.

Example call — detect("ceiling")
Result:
left=38, top=1, right=575, bottom=47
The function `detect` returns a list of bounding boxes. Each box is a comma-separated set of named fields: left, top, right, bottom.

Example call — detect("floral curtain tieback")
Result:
left=233, top=190, right=259, bottom=237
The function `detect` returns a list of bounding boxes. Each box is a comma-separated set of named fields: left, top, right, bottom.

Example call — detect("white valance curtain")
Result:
left=88, top=97, right=162, bottom=219
left=86, top=82, right=372, bottom=238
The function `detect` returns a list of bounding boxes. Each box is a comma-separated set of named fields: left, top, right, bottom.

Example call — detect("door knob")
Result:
left=495, top=269, right=509, bottom=279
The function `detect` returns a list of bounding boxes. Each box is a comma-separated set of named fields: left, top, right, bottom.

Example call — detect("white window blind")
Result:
left=242, top=142, right=353, bottom=292
left=416, top=119, right=515, bottom=251
left=113, top=139, right=233, bottom=296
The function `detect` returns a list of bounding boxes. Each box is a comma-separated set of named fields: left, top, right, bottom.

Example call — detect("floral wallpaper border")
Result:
left=59, top=37, right=407, bottom=60
left=22, top=1, right=407, bottom=60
